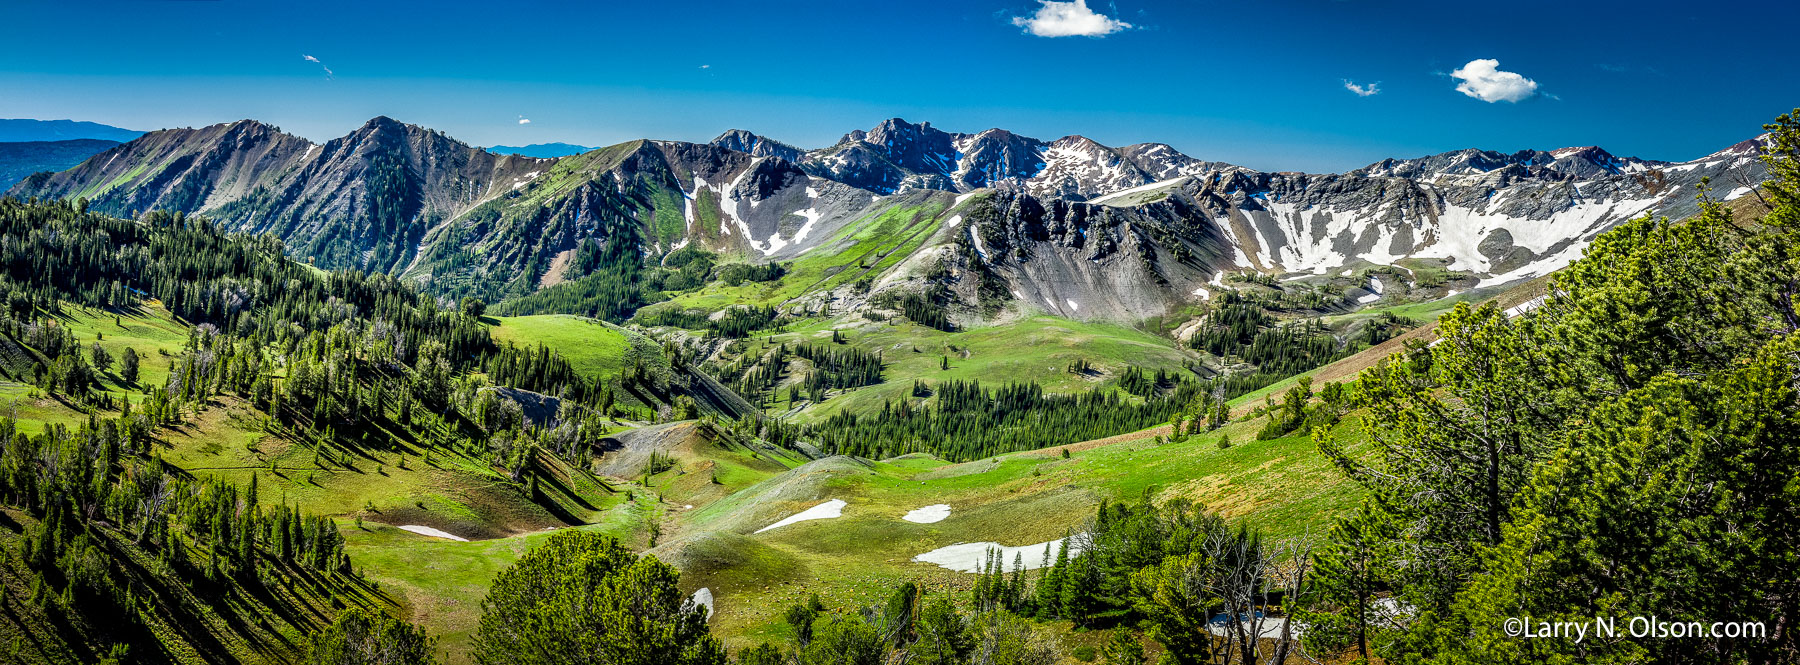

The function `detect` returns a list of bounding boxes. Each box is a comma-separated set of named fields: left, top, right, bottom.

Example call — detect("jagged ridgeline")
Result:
left=6, top=115, right=1773, bottom=332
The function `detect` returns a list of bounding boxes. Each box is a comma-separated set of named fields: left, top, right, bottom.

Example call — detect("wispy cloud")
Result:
left=301, top=54, right=333, bottom=79
left=1343, top=80, right=1380, bottom=97
left=699, top=64, right=710, bottom=69
left=517, top=116, right=531, bottom=125
left=1011, top=0, right=1132, bottom=38
left=1450, top=58, right=1538, bottom=103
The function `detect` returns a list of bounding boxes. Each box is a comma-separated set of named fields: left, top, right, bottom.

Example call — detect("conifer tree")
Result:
left=1060, top=550, right=1101, bottom=626
left=89, top=341, right=112, bottom=373
left=1101, top=628, right=1146, bottom=665
left=911, top=594, right=973, bottom=665
left=1299, top=499, right=1393, bottom=660
left=472, top=531, right=724, bottom=665
left=304, top=608, right=436, bottom=665
left=1035, top=537, right=1070, bottom=618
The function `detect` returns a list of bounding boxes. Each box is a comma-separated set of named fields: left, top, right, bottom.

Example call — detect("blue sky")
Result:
left=2, top=0, right=1795, bottom=172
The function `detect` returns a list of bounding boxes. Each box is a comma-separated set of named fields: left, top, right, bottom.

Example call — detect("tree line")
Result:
left=807, top=380, right=1196, bottom=461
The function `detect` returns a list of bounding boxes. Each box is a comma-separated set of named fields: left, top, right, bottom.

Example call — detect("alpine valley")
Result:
left=0, top=108, right=1793, bottom=665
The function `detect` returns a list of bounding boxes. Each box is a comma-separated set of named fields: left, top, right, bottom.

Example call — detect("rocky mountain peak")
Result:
left=1706, top=134, right=1771, bottom=160
left=858, top=118, right=958, bottom=175
left=710, top=129, right=803, bottom=163
left=355, top=115, right=409, bottom=134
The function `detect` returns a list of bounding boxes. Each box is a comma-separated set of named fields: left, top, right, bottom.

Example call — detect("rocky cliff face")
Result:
left=6, top=116, right=1771, bottom=324
left=10, top=117, right=549, bottom=273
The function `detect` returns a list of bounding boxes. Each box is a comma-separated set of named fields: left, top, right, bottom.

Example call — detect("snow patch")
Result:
left=1504, top=295, right=1547, bottom=319
left=691, top=588, right=714, bottom=620
left=1207, top=612, right=1301, bottom=639
left=903, top=505, right=951, bottom=524
left=967, top=226, right=990, bottom=259
left=945, top=214, right=963, bottom=227
left=508, top=170, right=542, bottom=191
left=790, top=207, right=823, bottom=246
left=913, top=538, right=1084, bottom=573
left=755, top=499, right=847, bottom=534
left=398, top=525, right=468, bottom=542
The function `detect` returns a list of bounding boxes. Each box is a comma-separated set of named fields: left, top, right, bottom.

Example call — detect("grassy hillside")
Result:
left=660, top=402, right=1370, bottom=648
left=748, top=314, right=1198, bottom=421
left=0, top=508, right=390, bottom=665
left=647, top=198, right=953, bottom=314
left=485, top=314, right=631, bottom=379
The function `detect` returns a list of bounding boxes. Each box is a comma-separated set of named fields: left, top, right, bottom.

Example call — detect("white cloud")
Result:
left=1011, top=0, right=1132, bottom=38
left=699, top=64, right=710, bottom=69
left=1450, top=59, right=1538, bottom=103
left=517, top=117, right=531, bottom=125
left=1343, top=80, right=1380, bottom=97
left=301, top=54, right=333, bottom=79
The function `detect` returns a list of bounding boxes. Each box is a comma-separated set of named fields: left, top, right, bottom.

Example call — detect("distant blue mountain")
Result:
left=0, top=119, right=142, bottom=142
left=487, top=142, right=593, bottom=158
left=0, top=139, right=122, bottom=190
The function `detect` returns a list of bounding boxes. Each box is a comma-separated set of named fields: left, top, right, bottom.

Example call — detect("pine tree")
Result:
left=1301, top=499, right=1394, bottom=660
left=1101, top=628, right=1146, bottom=665
left=911, top=594, right=972, bottom=665
left=304, top=608, right=436, bottom=665
left=1036, top=537, right=1070, bottom=618
left=1060, top=550, right=1100, bottom=626
left=89, top=341, right=112, bottom=373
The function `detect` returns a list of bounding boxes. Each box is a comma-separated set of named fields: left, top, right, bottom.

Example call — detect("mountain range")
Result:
left=5, top=116, right=1768, bottom=324
left=0, top=118, right=142, bottom=142
left=488, top=142, right=595, bottom=158
left=0, top=138, right=122, bottom=190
